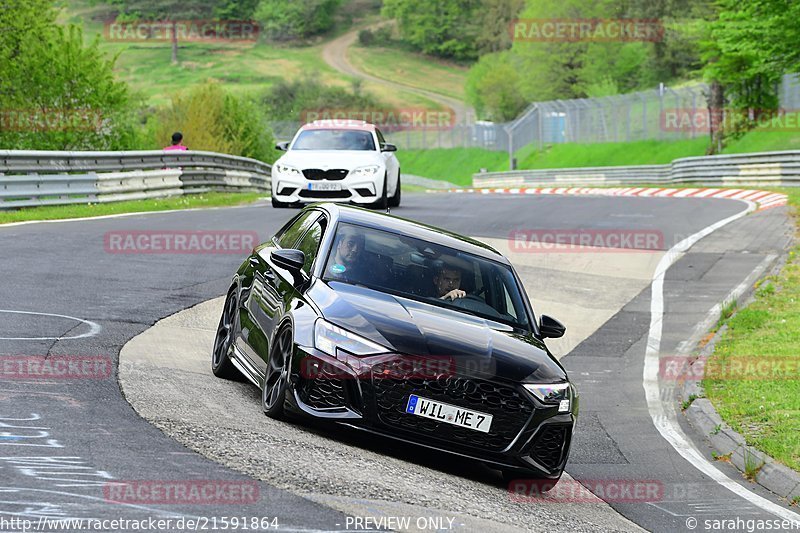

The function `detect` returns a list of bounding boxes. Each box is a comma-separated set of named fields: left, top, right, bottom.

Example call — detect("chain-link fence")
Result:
left=270, top=74, right=800, bottom=155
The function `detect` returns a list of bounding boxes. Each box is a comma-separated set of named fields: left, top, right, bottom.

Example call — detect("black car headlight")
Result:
left=523, top=383, right=572, bottom=413
left=314, top=319, right=388, bottom=357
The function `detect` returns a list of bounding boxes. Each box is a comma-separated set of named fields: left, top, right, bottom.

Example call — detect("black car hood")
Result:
left=309, top=281, right=567, bottom=383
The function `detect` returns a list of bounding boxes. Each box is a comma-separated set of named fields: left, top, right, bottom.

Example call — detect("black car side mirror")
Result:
left=539, top=315, right=566, bottom=339
left=380, top=143, right=397, bottom=152
left=275, top=141, right=289, bottom=151
left=271, top=249, right=304, bottom=272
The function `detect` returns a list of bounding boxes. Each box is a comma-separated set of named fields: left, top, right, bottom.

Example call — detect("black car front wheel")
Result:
left=262, top=325, right=292, bottom=419
left=212, top=288, right=242, bottom=380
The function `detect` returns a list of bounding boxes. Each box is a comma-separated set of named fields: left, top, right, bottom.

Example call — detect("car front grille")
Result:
left=298, top=189, right=351, bottom=199
left=297, top=366, right=347, bottom=409
left=530, top=425, right=570, bottom=471
left=374, top=376, right=533, bottom=451
left=302, top=168, right=349, bottom=180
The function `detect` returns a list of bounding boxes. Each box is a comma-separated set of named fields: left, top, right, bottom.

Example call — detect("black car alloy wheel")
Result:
left=212, top=288, right=240, bottom=380
left=262, top=325, right=292, bottom=418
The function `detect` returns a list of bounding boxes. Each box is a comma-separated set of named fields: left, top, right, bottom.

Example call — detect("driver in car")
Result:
left=329, top=228, right=365, bottom=280
left=433, top=264, right=466, bottom=301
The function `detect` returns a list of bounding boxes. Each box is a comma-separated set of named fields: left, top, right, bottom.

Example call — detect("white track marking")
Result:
left=642, top=199, right=800, bottom=522
left=0, top=310, right=101, bottom=340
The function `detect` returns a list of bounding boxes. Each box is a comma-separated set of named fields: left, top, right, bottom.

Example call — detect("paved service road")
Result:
left=0, top=193, right=796, bottom=532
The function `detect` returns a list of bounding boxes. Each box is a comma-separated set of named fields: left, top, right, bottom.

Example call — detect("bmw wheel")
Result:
left=371, top=173, right=388, bottom=210
left=388, top=171, right=401, bottom=208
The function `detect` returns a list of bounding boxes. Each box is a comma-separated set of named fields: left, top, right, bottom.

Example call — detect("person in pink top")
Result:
left=163, top=132, right=187, bottom=151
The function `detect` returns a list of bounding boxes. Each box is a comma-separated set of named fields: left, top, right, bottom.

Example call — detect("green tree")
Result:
left=701, top=0, right=800, bottom=151
left=1, top=16, right=136, bottom=150
left=112, top=0, right=216, bottom=64
left=466, top=51, right=527, bottom=121
left=254, top=0, right=342, bottom=41
left=475, top=0, right=526, bottom=55
left=382, top=0, right=483, bottom=60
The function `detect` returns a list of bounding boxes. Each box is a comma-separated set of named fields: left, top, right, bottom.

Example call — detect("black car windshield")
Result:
left=292, top=129, right=376, bottom=151
left=322, top=222, right=531, bottom=329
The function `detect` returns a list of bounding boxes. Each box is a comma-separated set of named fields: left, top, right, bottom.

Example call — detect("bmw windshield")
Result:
left=292, top=129, right=376, bottom=151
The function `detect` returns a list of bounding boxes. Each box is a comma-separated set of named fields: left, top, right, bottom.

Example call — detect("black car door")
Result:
left=243, top=211, right=325, bottom=376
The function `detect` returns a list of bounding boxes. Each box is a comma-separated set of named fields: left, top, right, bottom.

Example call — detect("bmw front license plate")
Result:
left=405, top=395, right=493, bottom=433
left=308, top=182, right=342, bottom=191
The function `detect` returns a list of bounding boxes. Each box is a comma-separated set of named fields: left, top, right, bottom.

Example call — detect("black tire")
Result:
left=388, top=172, right=401, bottom=208
left=262, top=325, right=292, bottom=419
left=212, top=288, right=242, bottom=380
left=501, top=469, right=561, bottom=494
left=371, top=174, right=388, bottom=210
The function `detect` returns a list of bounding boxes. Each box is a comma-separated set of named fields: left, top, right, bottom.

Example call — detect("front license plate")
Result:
left=405, top=395, right=493, bottom=433
left=308, top=182, right=342, bottom=191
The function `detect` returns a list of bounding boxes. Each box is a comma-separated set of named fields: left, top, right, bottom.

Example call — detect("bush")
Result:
left=358, top=29, right=376, bottom=46
left=255, top=0, right=342, bottom=41
left=261, top=76, right=382, bottom=123
left=152, top=82, right=277, bottom=163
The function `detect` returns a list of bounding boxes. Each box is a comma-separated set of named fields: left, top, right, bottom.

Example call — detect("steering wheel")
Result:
left=449, top=294, right=498, bottom=315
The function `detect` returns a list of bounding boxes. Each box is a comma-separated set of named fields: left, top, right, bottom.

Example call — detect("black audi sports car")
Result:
left=212, top=203, right=577, bottom=484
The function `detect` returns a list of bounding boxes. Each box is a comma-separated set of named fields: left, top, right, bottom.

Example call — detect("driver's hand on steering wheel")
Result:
left=440, top=289, right=466, bottom=301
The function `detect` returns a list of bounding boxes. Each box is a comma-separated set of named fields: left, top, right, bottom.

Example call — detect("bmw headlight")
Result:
left=314, top=319, right=388, bottom=357
left=350, top=165, right=381, bottom=178
left=523, top=383, right=572, bottom=413
left=275, top=163, right=302, bottom=178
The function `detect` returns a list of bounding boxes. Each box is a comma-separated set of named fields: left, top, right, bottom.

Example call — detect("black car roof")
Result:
left=313, top=203, right=509, bottom=264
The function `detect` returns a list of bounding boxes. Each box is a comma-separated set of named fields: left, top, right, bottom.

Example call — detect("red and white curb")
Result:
left=427, top=187, right=788, bottom=211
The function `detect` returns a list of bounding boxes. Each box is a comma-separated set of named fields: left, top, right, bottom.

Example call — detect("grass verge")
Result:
left=0, top=192, right=264, bottom=224
left=348, top=44, right=469, bottom=101
left=398, top=148, right=508, bottom=186
left=703, top=188, right=800, bottom=472
left=399, top=130, right=800, bottom=185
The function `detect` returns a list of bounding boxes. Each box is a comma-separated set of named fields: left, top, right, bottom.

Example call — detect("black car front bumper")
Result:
left=287, top=346, right=577, bottom=478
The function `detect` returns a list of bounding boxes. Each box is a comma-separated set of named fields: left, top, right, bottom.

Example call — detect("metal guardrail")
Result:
left=473, top=150, right=800, bottom=188
left=0, top=150, right=271, bottom=209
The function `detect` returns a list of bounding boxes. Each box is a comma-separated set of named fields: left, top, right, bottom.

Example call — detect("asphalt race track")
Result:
left=1, top=192, right=797, bottom=532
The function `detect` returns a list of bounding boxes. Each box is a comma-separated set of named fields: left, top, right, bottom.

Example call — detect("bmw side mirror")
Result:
left=539, top=315, right=566, bottom=339
left=275, top=141, right=289, bottom=151
left=381, top=143, right=397, bottom=152
left=271, top=249, right=304, bottom=272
